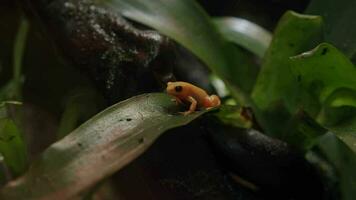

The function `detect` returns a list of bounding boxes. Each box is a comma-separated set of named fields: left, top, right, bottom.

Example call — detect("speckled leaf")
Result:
left=291, top=43, right=356, bottom=125
left=250, top=11, right=323, bottom=135
left=290, top=43, right=356, bottom=152
left=252, top=11, right=323, bottom=112
left=291, top=43, right=356, bottom=105
left=214, top=17, right=272, bottom=58
left=0, top=93, right=211, bottom=200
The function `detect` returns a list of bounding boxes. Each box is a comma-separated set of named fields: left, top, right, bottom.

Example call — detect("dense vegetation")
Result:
left=0, top=0, right=355, bottom=199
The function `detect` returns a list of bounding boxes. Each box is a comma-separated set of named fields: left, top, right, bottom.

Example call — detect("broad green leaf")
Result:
left=291, top=43, right=356, bottom=105
left=307, top=133, right=356, bottom=200
left=214, top=17, right=272, bottom=58
left=105, top=0, right=253, bottom=102
left=0, top=93, right=211, bottom=200
left=291, top=43, right=356, bottom=127
left=317, top=88, right=356, bottom=127
left=290, top=43, right=356, bottom=153
left=252, top=11, right=323, bottom=112
left=251, top=11, right=323, bottom=135
left=0, top=102, right=27, bottom=178
left=307, top=0, right=356, bottom=61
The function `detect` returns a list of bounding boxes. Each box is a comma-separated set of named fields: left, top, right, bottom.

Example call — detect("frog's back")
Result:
left=178, top=82, right=208, bottom=105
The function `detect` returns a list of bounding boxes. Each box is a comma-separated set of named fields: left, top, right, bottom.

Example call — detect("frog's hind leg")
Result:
left=180, top=96, right=197, bottom=115
left=210, top=95, right=221, bottom=106
left=205, top=95, right=221, bottom=109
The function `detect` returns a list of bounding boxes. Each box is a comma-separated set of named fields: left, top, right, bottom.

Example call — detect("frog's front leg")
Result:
left=181, top=96, right=197, bottom=115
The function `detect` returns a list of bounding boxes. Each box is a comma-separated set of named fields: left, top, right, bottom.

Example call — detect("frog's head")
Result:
left=166, top=82, right=185, bottom=96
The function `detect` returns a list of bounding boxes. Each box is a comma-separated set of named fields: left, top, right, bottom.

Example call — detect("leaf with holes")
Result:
left=251, top=11, right=323, bottom=136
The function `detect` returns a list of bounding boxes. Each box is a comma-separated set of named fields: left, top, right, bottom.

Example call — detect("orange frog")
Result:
left=166, top=81, right=221, bottom=115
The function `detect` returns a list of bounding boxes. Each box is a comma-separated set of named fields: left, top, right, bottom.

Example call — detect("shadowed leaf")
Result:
left=291, top=43, right=356, bottom=105
left=251, top=11, right=323, bottom=135
left=252, top=11, right=323, bottom=112
left=291, top=43, right=356, bottom=141
left=307, top=133, right=356, bottom=200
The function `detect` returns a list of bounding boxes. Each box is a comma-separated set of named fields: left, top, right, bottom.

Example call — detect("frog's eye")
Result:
left=175, top=86, right=183, bottom=92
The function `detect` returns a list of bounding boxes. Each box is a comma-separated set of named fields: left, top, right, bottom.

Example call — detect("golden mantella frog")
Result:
left=166, top=81, right=221, bottom=115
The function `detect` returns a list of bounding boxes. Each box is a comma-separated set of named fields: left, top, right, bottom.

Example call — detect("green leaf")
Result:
left=105, top=0, right=253, bottom=103
left=251, top=11, right=323, bottom=135
left=0, top=102, right=27, bottom=177
left=307, top=133, right=356, bottom=200
left=290, top=43, right=356, bottom=153
left=291, top=43, right=356, bottom=105
left=0, top=93, right=212, bottom=200
left=252, top=11, right=323, bottom=112
left=291, top=43, right=356, bottom=125
left=214, top=17, right=272, bottom=58
left=307, top=0, right=356, bottom=61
